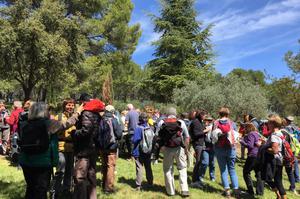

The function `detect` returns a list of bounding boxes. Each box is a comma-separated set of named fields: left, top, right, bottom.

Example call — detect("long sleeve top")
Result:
left=240, top=131, right=260, bottom=157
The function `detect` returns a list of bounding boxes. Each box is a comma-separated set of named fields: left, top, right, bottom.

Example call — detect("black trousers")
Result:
left=192, top=145, right=203, bottom=182
left=265, top=165, right=286, bottom=196
left=243, top=156, right=264, bottom=195
left=22, top=165, right=52, bottom=199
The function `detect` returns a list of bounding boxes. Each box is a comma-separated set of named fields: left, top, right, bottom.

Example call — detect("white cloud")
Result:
left=202, top=0, right=300, bottom=42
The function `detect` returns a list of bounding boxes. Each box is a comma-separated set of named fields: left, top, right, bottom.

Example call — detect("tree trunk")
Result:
left=23, top=85, right=33, bottom=101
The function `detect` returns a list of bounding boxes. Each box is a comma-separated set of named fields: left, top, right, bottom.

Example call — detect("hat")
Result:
left=166, top=107, right=177, bottom=116
left=204, top=115, right=213, bottom=121
left=105, top=105, right=115, bottom=113
left=286, top=116, right=294, bottom=122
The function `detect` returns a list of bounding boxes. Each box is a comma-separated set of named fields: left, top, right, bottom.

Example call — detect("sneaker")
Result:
left=211, top=178, right=216, bottom=182
left=181, top=191, right=189, bottom=197
left=233, top=189, right=241, bottom=199
left=190, top=181, right=203, bottom=188
left=199, top=177, right=204, bottom=183
left=135, top=186, right=141, bottom=191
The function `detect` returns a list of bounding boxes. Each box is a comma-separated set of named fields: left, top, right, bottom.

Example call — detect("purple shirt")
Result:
left=240, top=131, right=260, bottom=157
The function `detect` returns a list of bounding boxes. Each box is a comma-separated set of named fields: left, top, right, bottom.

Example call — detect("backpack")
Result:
left=18, top=119, right=50, bottom=155
left=139, top=126, right=155, bottom=154
left=159, top=118, right=185, bottom=148
left=214, top=120, right=237, bottom=147
left=96, top=118, right=116, bottom=150
left=278, top=134, right=295, bottom=167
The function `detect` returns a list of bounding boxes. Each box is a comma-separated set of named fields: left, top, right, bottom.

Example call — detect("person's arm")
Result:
left=132, top=127, right=142, bottom=148
left=5, top=111, right=16, bottom=126
left=48, top=112, right=81, bottom=134
left=268, top=142, right=280, bottom=154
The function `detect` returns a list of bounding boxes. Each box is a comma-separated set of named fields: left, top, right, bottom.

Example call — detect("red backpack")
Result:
left=279, top=135, right=295, bottom=167
left=215, top=120, right=235, bottom=148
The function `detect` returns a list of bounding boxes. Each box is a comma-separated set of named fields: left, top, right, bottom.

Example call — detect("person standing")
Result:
left=213, top=107, right=240, bottom=198
left=240, top=123, right=264, bottom=196
left=154, top=107, right=190, bottom=197
left=98, top=105, right=122, bottom=194
left=199, top=115, right=216, bottom=183
left=52, top=98, right=76, bottom=198
left=18, top=102, right=82, bottom=199
left=125, top=104, right=139, bottom=159
left=0, top=100, right=10, bottom=155
left=261, top=115, right=287, bottom=199
left=132, top=112, right=154, bottom=191
left=189, top=110, right=206, bottom=188
left=73, top=93, right=105, bottom=199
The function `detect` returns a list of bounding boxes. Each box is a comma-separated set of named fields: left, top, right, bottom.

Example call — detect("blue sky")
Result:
left=130, top=0, right=300, bottom=78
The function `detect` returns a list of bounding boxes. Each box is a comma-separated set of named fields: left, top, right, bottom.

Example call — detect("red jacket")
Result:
left=6, top=108, right=24, bottom=133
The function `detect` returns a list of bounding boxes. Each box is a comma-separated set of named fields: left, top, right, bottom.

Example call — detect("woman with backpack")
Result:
left=261, top=115, right=287, bottom=199
left=213, top=107, right=240, bottom=198
left=132, top=112, right=154, bottom=191
left=18, top=102, right=83, bottom=199
left=240, top=122, right=264, bottom=196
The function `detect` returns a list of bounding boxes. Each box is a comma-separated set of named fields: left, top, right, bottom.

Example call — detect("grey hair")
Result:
left=127, top=104, right=134, bottom=110
left=166, top=107, right=177, bottom=116
left=13, top=101, right=22, bottom=108
left=28, top=102, right=49, bottom=120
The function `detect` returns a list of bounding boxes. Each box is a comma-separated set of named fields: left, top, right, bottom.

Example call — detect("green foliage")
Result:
left=0, top=0, right=85, bottom=100
left=147, top=0, right=214, bottom=102
left=228, top=68, right=266, bottom=87
left=174, top=75, right=269, bottom=119
left=267, top=77, right=300, bottom=116
left=285, top=40, right=300, bottom=74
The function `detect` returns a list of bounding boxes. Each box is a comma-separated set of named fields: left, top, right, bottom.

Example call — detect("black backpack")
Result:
left=95, top=118, right=117, bottom=150
left=159, top=118, right=185, bottom=148
left=19, top=119, right=50, bottom=155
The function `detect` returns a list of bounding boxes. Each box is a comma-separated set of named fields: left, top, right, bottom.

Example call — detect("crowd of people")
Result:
left=0, top=94, right=300, bottom=199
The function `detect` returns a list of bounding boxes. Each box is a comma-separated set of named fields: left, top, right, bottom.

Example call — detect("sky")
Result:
left=130, top=0, right=300, bottom=78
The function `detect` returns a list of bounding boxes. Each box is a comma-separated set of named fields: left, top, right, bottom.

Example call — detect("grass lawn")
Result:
left=0, top=154, right=299, bottom=199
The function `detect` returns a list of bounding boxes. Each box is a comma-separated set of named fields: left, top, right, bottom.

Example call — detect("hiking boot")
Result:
left=181, top=191, right=190, bottom=197
left=290, top=189, right=299, bottom=196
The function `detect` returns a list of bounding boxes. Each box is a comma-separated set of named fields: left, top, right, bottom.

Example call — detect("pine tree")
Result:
left=148, top=0, right=213, bottom=102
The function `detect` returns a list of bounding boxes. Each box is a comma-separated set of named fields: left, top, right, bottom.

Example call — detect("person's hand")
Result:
left=76, top=104, right=84, bottom=115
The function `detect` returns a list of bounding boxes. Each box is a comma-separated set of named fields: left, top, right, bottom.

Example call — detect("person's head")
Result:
left=78, top=93, right=92, bottom=103
left=121, top=110, right=128, bottom=116
left=285, top=116, right=294, bottom=125
left=13, top=101, right=22, bottom=109
left=166, top=107, right=177, bottom=117
left=188, top=110, right=196, bottom=120
left=244, top=122, right=257, bottom=134
left=218, top=107, right=230, bottom=118
left=243, top=114, right=250, bottom=123
left=0, top=100, right=6, bottom=111
left=28, top=102, right=49, bottom=120
left=139, top=112, right=148, bottom=124
left=180, top=112, right=189, bottom=120
left=267, top=114, right=282, bottom=132
left=127, top=104, right=134, bottom=111
left=204, top=115, right=214, bottom=125
left=282, top=118, right=288, bottom=127
left=23, top=100, right=32, bottom=111
left=195, top=110, right=207, bottom=121
left=248, top=114, right=255, bottom=120
left=105, top=105, right=115, bottom=114
left=62, top=98, right=75, bottom=114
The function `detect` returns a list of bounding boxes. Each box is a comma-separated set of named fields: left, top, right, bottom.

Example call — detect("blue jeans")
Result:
left=294, top=158, right=300, bottom=182
left=215, top=147, right=239, bottom=189
left=199, top=150, right=215, bottom=180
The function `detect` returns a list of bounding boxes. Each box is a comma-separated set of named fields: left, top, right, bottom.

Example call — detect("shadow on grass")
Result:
left=0, top=180, right=25, bottom=199
left=118, top=177, right=166, bottom=194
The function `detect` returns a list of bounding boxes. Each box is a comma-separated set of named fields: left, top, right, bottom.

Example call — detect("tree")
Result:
left=267, top=77, right=300, bottom=116
left=173, top=75, right=269, bottom=119
left=285, top=40, right=300, bottom=74
left=0, top=0, right=84, bottom=100
left=228, top=68, right=266, bottom=87
left=147, top=0, right=214, bottom=102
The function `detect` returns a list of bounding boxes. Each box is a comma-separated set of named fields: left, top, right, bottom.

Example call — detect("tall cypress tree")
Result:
left=148, top=0, right=213, bottom=102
